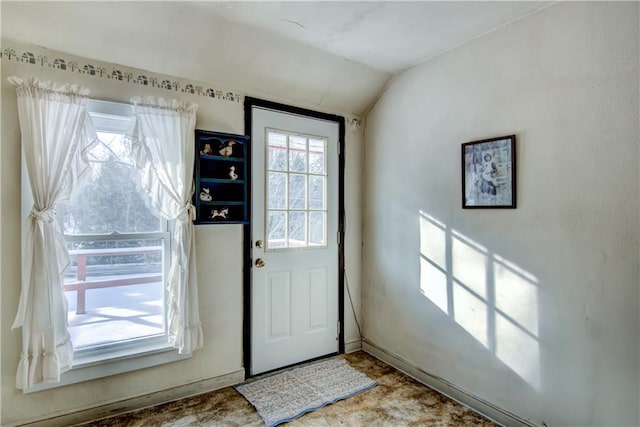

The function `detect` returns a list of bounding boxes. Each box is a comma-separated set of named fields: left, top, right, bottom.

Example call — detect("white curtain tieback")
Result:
left=184, top=202, right=196, bottom=222
left=29, top=207, right=55, bottom=223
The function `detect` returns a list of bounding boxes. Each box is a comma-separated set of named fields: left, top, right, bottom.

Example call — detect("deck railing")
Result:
left=64, top=246, right=163, bottom=314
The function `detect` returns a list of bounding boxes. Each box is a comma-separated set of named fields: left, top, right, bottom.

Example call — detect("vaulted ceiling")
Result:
left=1, top=1, right=549, bottom=114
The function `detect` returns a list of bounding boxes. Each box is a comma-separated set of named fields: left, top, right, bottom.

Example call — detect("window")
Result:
left=55, top=100, right=173, bottom=366
left=19, top=97, right=193, bottom=393
left=265, top=129, right=327, bottom=249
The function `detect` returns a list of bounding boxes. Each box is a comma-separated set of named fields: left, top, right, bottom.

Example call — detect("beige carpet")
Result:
left=82, top=351, right=497, bottom=426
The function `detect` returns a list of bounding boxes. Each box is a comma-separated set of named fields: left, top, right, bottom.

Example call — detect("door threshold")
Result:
left=248, top=352, right=339, bottom=379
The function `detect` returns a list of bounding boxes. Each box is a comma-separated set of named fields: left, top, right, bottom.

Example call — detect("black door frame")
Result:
left=243, top=97, right=346, bottom=378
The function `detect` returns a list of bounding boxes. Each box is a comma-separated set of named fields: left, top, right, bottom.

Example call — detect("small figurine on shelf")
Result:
left=200, top=143, right=213, bottom=155
left=228, top=166, right=238, bottom=181
left=199, top=187, right=212, bottom=202
left=210, top=207, right=229, bottom=219
left=218, top=140, right=236, bottom=157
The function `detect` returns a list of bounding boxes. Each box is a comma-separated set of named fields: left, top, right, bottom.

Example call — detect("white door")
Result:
left=251, top=107, right=339, bottom=375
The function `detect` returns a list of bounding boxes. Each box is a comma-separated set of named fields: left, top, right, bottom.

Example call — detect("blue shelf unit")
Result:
left=194, top=130, right=250, bottom=224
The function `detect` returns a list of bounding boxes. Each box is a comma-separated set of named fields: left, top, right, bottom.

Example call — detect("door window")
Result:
left=265, top=129, right=327, bottom=249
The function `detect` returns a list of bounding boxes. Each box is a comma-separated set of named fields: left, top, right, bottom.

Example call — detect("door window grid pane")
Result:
left=266, top=129, right=328, bottom=250
left=309, top=211, right=326, bottom=246
left=288, top=174, right=307, bottom=210
left=288, top=211, right=307, bottom=247
left=309, top=138, right=326, bottom=174
left=268, top=172, right=287, bottom=209
left=267, top=211, right=287, bottom=248
left=289, top=136, right=307, bottom=173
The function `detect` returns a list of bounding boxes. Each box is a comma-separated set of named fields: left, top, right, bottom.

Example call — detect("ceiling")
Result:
left=201, top=1, right=549, bottom=74
left=1, top=1, right=549, bottom=115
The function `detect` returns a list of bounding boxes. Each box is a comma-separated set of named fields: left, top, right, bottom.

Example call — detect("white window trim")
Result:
left=21, top=99, right=190, bottom=393
left=25, top=342, right=190, bottom=393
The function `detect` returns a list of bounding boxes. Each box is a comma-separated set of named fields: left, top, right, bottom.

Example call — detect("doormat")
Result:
left=235, top=358, right=377, bottom=427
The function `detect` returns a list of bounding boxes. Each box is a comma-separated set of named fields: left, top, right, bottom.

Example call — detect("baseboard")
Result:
left=17, top=369, right=245, bottom=427
left=345, top=339, right=362, bottom=353
left=362, top=340, right=539, bottom=427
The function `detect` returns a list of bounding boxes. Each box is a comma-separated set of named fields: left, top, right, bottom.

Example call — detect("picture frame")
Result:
left=461, top=135, right=516, bottom=209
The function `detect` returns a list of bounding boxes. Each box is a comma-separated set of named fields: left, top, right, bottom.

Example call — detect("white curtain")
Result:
left=129, top=96, right=203, bottom=354
left=9, top=76, right=96, bottom=388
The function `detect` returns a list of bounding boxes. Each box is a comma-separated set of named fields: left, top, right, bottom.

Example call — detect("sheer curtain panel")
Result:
left=9, top=77, right=96, bottom=389
left=129, top=96, right=203, bottom=354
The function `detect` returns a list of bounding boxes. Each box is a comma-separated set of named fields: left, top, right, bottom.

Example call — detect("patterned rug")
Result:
left=235, top=358, right=377, bottom=427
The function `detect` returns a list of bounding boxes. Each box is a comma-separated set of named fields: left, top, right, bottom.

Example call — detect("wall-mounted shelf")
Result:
left=193, top=130, right=250, bottom=224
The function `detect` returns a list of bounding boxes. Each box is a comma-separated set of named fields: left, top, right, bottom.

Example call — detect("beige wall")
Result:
left=363, top=2, right=639, bottom=426
left=0, top=42, right=363, bottom=426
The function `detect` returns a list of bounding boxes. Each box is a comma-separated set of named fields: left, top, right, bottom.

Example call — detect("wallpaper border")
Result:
left=1, top=44, right=242, bottom=103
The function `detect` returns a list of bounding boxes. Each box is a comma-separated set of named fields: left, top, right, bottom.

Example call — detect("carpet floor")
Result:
left=82, top=351, right=497, bottom=426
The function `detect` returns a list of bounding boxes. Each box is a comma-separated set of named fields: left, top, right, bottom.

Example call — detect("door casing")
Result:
left=243, top=97, right=345, bottom=378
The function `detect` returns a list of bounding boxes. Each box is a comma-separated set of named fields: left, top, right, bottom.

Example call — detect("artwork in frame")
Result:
left=462, top=135, right=516, bottom=209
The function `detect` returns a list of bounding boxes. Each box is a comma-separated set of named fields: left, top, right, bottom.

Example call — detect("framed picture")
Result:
left=462, top=135, right=516, bottom=209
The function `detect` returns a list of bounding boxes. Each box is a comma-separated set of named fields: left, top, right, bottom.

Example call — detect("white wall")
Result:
left=0, top=42, right=363, bottom=425
left=363, top=2, right=639, bottom=426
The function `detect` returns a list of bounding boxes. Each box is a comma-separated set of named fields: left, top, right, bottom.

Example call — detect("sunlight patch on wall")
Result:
left=495, top=313, right=541, bottom=390
left=419, top=213, right=447, bottom=270
left=494, top=255, right=539, bottom=336
left=452, top=231, right=487, bottom=298
left=453, top=282, right=489, bottom=348
left=493, top=254, right=540, bottom=389
left=420, top=257, right=449, bottom=314
left=419, top=214, right=448, bottom=313
left=418, top=210, right=541, bottom=390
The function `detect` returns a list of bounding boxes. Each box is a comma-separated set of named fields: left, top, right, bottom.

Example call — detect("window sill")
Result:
left=24, top=341, right=191, bottom=394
